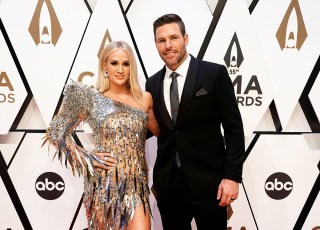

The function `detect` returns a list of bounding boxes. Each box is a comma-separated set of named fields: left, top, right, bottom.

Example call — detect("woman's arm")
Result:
left=143, top=91, right=160, bottom=137
left=43, top=81, right=97, bottom=177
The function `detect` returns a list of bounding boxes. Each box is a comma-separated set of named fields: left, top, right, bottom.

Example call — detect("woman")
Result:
left=43, top=41, right=159, bottom=229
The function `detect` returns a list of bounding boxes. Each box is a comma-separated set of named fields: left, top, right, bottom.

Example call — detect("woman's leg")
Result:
left=127, top=205, right=151, bottom=230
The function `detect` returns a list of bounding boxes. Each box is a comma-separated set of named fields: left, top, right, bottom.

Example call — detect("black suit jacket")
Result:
left=146, top=55, right=245, bottom=196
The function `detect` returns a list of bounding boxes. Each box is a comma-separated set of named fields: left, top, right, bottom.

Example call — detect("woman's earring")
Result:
left=104, top=72, right=108, bottom=78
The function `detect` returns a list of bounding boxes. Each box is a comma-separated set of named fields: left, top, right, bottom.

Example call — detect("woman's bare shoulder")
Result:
left=141, top=91, right=153, bottom=108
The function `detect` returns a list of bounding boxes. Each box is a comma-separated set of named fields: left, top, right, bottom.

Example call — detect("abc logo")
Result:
left=35, top=172, right=65, bottom=200
left=265, top=172, right=293, bottom=200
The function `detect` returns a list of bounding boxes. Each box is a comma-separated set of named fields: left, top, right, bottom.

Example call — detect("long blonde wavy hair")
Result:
left=96, top=41, right=142, bottom=101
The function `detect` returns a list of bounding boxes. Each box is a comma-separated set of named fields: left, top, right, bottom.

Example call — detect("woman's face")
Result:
left=103, top=49, right=130, bottom=88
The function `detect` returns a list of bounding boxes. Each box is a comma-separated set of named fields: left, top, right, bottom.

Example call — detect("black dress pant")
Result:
left=157, top=166, right=227, bottom=230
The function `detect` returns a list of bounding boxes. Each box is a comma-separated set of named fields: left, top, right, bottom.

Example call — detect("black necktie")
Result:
left=169, top=71, right=181, bottom=167
left=170, top=72, right=179, bottom=124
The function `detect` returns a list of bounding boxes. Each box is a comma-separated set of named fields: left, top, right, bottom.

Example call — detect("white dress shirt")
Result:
left=163, top=54, right=191, bottom=118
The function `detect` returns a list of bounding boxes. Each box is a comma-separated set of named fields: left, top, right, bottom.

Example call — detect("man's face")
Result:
left=155, top=23, right=188, bottom=71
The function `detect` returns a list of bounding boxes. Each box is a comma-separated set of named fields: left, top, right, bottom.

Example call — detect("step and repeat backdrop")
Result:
left=1, top=0, right=320, bottom=229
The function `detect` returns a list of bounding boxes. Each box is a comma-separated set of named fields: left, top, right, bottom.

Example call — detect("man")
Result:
left=145, top=13, right=246, bottom=229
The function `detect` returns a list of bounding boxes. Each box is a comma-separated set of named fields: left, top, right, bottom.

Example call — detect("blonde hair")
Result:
left=96, top=41, right=142, bottom=101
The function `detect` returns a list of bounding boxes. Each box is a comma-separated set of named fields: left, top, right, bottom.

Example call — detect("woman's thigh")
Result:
left=127, top=205, right=151, bottom=230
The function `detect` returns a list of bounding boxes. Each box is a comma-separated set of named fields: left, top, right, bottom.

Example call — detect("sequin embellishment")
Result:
left=44, top=81, right=150, bottom=229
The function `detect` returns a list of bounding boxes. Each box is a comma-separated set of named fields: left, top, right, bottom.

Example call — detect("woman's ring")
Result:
left=104, top=156, right=108, bottom=161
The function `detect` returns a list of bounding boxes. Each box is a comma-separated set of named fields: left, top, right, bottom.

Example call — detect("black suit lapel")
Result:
left=176, top=56, right=198, bottom=127
left=156, top=67, right=174, bottom=130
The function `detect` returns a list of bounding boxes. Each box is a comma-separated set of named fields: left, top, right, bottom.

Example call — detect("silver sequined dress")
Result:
left=44, top=81, right=150, bottom=229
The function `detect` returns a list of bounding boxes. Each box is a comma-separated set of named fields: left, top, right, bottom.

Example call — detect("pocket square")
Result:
left=196, top=87, right=208, bottom=96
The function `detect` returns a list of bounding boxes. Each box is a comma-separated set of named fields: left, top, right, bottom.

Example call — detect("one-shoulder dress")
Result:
left=44, top=81, right=150, bottom=230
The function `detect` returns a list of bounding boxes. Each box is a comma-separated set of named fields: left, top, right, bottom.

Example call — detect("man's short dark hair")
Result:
left=153, top=13, right=186, bottom=39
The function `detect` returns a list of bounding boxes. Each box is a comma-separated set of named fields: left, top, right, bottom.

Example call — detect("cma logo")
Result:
left=28, top=0, right=62, bottom=46
left=265, top=172, right=293, bottom=200
left=0, top=72, right=15, bottom=103
left=224, top=33, right=262, bottom=107
left=276, top=0, right=307, bottom=50
left=224, top=32, right=244, bottom=73
left=35, top=172, right=65, bottom=200
left=77, top=30, right=112, bottom=87
left=78, top=71, right=95, bottom=89
left=227, top=204, right=247, bottom=230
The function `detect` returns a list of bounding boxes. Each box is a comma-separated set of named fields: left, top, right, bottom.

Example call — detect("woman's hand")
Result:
left=92, top=152, right=117, bottom=170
